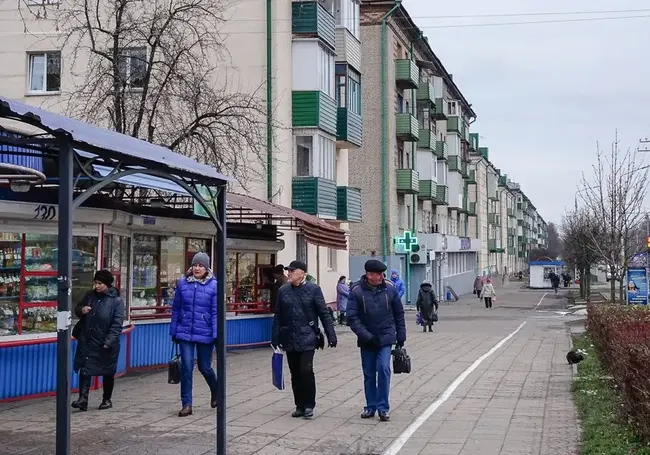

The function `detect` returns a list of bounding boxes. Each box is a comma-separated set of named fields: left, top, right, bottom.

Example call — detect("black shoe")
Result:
left=98, top=399, right=112, bottom=410
left=422, top=327, right=427, bottom=333
left=360, top=409, right=375, bottom=419
left=428, top=326, right=433, bottom=332
left=379, top=411, right=390, bottom=422
left=303, top=408, right=314, bottom=419
left=71, top=398, right=88, bottom=412
left=291, top=407, right=304, bottom=418
left=178, top=406, right=193, bottom=417
left=211, top=391, right=217, bottom=409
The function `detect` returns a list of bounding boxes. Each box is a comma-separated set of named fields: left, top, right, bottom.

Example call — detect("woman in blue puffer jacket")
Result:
left=170, top=252, right=218, bottom=417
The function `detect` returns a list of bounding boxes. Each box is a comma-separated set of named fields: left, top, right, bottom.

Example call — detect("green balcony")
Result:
left=416, top=81, right=435, bottom=105
left=468, top=201, right=477, bottom=216
left=461, top=197, right=469, bottom=214
left=466, top=169, right=477, bottom=183
left=292, top=91, right=337, bottom=135
left=508, top=208, right=515, bottom=217
left=395, top=113, right=419, bottom=142
left=336, top=186, right=362, bottom=222
left=498, top=175, right=508, bottom=187
left=291, top=1, right=336, bottom=50
left=396, top=168, right=419, bottom=194
left=433, top=185, right=448, bottom=205
left=434, top=98, right=447, bottom=120
left=418, top=128, right=436, bottom=150
left=395, top=59, right=419, bottom=90
left=447, top=116, right=462, bottom=135
left=478, top=146, right=489, bottom=160
left=469, top=133, right=479, bottom=152
left=292, top=176, right=337, bottom=218
left=448, top=155, right=461, bottom=173
left=488, top=239, right=505, bottom=253
left=418, top=180, right=437, bottom=200
left=434, top=140, right=448, bottom=160
left=488, top=213, right=501, bottom=225
left=336, top=107, right=363, bottom=147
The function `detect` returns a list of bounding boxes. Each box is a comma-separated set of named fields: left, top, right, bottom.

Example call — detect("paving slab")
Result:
left=0, top=283, right=579, bottom=455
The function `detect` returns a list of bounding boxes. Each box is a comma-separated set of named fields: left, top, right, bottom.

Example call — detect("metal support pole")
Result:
left=216, top=187, right=227, bottom=455
left=56, top=141, right=73, bottom=455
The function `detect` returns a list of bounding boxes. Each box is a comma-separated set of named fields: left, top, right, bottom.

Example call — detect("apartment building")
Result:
left=0, top=0, right=364, bottom=301
left=350, top=1, right=480, bottom=302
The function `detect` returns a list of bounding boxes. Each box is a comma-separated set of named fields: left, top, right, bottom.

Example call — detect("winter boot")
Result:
left=71, top=376, right=91, bottom=412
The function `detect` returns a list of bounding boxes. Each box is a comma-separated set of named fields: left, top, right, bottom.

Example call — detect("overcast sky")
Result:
left=403, top=0, right=650, bottom=225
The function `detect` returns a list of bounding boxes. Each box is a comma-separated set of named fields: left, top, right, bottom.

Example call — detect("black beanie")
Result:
left=93, top=269, right=114, bottom=286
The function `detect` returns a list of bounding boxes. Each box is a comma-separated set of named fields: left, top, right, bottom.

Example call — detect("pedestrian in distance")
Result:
left=170, top=252, right=218, bottom=417
left=271, top=260, right=337, bottom=419
left=480, top=278, right=496, bottom=309
left=389, top=269, right=406, bottom=301
left=416, top=280, right=438, bottom=332
left=71, top=269, right=124, bottom=412
left=473, top=274, right=484, bottom=301
left=347, top=259, right=407, bottom=422
left=336, top=275, right=349, bottom=326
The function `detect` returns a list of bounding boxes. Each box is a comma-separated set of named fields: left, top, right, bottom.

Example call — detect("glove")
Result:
left=396, top=341, right=404, bottom=349
left=172, top=336, right=178, bottom=344
left=328, top=340, right=337, bottom=348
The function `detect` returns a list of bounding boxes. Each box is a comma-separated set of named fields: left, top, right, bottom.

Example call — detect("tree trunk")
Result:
left=579, top=267, right=586, bottom=299
left=610, top=265, right=616, bottom=302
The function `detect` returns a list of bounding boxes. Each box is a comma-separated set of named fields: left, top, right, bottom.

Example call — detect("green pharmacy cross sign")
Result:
left=396, top=231, right=418, bottom=252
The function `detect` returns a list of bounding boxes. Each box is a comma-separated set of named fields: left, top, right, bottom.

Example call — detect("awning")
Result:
left=227, top=193, right=347, bottom=250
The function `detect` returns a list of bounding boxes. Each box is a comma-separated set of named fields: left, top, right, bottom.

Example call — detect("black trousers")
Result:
left=484, top=297, right=493, bottom=308
left=79, top=374, right=115, bottom=400
left=286, top=350, right=316, bottom=410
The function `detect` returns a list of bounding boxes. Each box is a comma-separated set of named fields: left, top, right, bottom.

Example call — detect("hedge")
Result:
left=587, top=304, right=650, bottom=441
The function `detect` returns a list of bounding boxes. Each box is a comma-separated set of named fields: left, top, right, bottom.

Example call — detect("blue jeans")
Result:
left=178, top=340, right=218, bottom=407
left=360, top=345, right=392, bottom=413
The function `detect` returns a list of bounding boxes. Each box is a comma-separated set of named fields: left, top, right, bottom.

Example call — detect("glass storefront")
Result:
left=226, top=252, right=275, bottom=311
left=0, top=233, right=97, bottom=336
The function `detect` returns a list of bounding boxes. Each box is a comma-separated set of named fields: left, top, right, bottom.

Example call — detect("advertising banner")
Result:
left=626, top=267, right=648, bottom=305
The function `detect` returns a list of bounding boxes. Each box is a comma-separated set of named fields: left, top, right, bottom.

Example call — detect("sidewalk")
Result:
left=0, top=287, right=579, bottom=455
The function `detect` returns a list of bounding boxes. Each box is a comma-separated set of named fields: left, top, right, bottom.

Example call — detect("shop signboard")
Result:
left=626, top=267, right=648, bottom=305
left=193, top=185, right=218, bottom=218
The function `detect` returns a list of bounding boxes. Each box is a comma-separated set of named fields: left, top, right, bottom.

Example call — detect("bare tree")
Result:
left=51, top=0, right=273, bottom=188
left=579, top=133, right=649, bottom=302
left=561, top=207, right=601, bottom=300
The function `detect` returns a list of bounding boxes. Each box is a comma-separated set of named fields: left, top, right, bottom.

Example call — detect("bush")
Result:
left=587, top=304, right=650, bottom=441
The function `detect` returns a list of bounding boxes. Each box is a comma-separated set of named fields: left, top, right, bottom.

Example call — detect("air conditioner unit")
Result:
left=410, top=243, right=428, bottom=265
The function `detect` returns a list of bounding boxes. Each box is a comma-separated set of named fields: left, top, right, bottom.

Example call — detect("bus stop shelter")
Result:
left=0, top=97, right=231, bottom=455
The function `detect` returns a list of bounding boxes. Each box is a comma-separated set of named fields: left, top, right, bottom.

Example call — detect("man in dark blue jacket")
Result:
left=347, top=259, right=406, bottom=422
left=272, top=260, right=337, bottom=419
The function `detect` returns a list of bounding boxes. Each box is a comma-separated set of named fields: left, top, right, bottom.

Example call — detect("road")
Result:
left=0, top=283, right=581, bottom=455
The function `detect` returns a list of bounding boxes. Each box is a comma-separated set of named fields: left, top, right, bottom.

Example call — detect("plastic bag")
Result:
left=271, top=346, right=285, bottom=390
left=416, top=312, right=422, bottom=326
left=167, top=343, right=181, bottom=385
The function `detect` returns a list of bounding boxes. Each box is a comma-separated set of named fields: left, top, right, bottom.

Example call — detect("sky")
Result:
left=402, top=0, right=650, bottom=225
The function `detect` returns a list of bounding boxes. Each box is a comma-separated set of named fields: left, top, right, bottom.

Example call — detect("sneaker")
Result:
left=303, top=408, right=314, bottom=419
left=291, top=407, right=304, bottom=418
left=360, top=409, right=375, bottom=419
left=379, top=411, right=390, bottom=422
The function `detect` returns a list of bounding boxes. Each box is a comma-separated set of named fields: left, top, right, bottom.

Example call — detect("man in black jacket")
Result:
left=272, top=260, right=337, bottom=419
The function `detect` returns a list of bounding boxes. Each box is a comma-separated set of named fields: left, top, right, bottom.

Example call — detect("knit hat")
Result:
left=93, top=269, right=114, bottom=286
left=191, top=252, right=211, bottom=269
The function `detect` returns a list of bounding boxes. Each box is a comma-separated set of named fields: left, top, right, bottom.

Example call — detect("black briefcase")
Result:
left=168, top=344, right=182, bottom=385
left=392, top=347, right=411, bottom=374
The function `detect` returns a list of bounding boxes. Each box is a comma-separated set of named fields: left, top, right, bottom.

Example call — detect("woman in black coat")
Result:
left=71, top=270, right=124, bottom=412
left=416, top=280, right=438, bottom=333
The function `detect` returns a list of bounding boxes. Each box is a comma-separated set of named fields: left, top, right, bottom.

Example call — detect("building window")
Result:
left=28, top=52, right=61, bottom=93
left=295, top=135, right=335, bottom=181
left=335, top=64, right=346, bottom=108
left=348, top=68, right=361, bottom=114
left=327, top=248, right=337, bottom=270
left=318, top=44, right=335, bottom=98
left=335, top=0, right=360, bottom=39
left=118, top=47, right=147, bottom=89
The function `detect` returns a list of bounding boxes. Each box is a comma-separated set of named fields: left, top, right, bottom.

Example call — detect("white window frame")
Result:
left=335, top=0, right=360, bottom=40
left=118, top=47, right=147, bottom=90
left=318, top=44, right=335, bottom=98
left=294, top=134, right=336, bottom=181
left=327, top=248, right=337, bottom=270
left=27, top=51, right=62, bottom=94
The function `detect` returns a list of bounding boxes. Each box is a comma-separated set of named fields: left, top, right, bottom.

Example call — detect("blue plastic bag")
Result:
left=271, top=347, right=284, bottom=390
left=416, top=312, right=422, bottom=326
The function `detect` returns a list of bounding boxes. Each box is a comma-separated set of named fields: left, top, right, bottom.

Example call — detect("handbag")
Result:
left=299, top=297, right=325, bottom=350
left=72, top=318, right=84, bottom=339
left=415, top=312, right=422, bottom=326
left=271, top=346, right=285, bottom=390
left=392, top=346, right=411, bottom=374
left=431, top=312, right=439, bottom=322
left=167, top=343, right=182, bottom=385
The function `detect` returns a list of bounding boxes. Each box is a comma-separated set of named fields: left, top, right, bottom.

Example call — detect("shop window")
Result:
left=160, top=236, right=185, bottom=306
left=28, top=51, right=61, bottom=93
left=225, top=252, right=275, bottom=310
left=0, top=233, right=96, bottom=336
left=102, top=233, right=130, bottom=295
left=131, top=234, right=159, bottom=313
